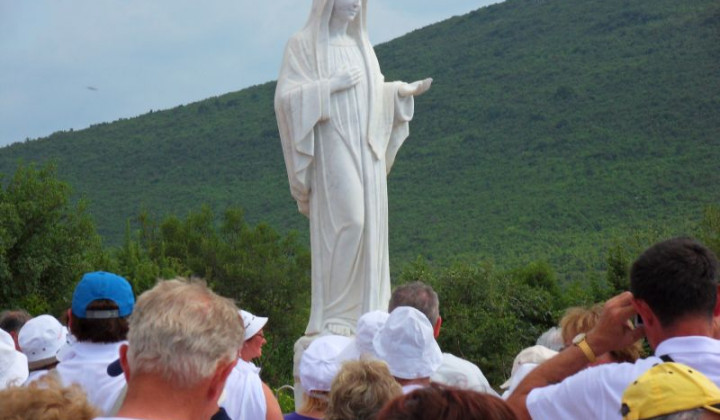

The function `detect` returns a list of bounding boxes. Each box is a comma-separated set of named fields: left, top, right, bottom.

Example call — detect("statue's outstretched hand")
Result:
left=330, top=66, right=363, bottom=93
left=398, top=78, right=433, bottom=97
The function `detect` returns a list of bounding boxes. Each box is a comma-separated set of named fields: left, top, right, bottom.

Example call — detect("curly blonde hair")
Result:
left=560, top=303, right=643, bottom=363
left=0, top=373, right=99, bottom=420
left=325, top=359, right=403, bottom=420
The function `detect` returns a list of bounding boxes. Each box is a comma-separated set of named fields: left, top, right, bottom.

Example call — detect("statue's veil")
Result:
left=301, top=0, right=377, bottom=80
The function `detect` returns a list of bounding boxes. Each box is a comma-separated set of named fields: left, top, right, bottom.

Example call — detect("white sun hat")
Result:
left=18, top=314, right=68, bottom=370
left=0, top=328, right=29, bottom=388
left=500, top=345, right=558, bottom=390
left=299, top=334, right=352, bottom=393
left=338, top=310, right=390, bottom=360
left=355, top=310, right=389, bottom=357
left=373, top=306, right=442, bottom=380
left=239, top=309, right=268, bottom=341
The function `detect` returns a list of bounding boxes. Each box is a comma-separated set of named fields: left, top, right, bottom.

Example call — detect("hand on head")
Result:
left=586, top=292, right=646, bottom=357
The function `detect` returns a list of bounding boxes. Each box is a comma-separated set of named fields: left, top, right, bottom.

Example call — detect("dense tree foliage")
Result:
left=0, top=164, right=104, bottom=314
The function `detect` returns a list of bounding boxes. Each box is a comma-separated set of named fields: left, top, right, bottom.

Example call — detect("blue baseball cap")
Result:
left=71, top=271, right=135, bottom=319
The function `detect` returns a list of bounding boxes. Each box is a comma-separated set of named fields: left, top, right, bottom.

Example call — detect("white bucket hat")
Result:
left=373, top=306, right=442, bottom=380
left=500, top=345, right=558, bottom=389
left=239, top=309, right=268, bottom=341
left=356, top=310, right=389, bottom=356
left=339, top=310, right=389, bottom=360
left=18, top=314, right=68, bottom=370
left=0, top=328, right=29, bottom=388
left=299, top=334, right=352, bottom=393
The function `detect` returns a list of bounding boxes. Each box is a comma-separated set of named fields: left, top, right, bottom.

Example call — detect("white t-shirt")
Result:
left=56, top=341, right=126, bottom=415
left=527, top=336, right=720, bottom=420
left=221, top=359, right=267, bottom=420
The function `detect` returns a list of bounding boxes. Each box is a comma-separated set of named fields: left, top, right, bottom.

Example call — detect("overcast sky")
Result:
left=0, top=0, right=502, bottom=147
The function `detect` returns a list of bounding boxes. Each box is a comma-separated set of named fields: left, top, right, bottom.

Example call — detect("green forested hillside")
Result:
left=1, top=0, right=718, bottom=279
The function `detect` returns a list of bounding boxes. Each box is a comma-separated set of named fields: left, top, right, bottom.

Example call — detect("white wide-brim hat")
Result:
left=239, top=309, right=268, bottom=341
left=373, top=306, right=442, bottom=380
left=0, top=329, right=29, bottom=388
left=299, top=334, right=352, bottom=393
left=500, top=345, right=558, bottom=389
left=338, top=310, right=390, bottom=360
left=356, top=310, right=389, bottom=356
left=18, top=314, right=68, bottom=370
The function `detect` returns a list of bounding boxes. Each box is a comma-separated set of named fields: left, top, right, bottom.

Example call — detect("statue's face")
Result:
left=332, top=0, right=361, bottom=23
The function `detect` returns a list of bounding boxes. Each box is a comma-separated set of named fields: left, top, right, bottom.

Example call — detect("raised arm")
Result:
left=506, top=292, right=646, bottom=420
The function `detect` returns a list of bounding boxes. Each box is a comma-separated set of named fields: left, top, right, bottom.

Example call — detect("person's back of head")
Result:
left=326, top=359, right=402, bottom=420
left=500, top=345, right=558, bottom=396
left=0, top=328, right=28, bottom=389
left=298, top=334, right=353, bottom=417
left=560, top=305, right=602, bottom=346
left=373, top=307, right=442, bottom=382
left=0, top=372, right=100, bottom=420
left=621, top=362, right=720, bottom=420
left=535, top=327, right=563, bottom=352
left=0, top=309, right=32, bottom=335
left=18, top=314, right=68, bottom=371
left=388, top=282, right=440, bottom=328
left=643, top=409, right=719, bottom=420
left=377, top=383, right=518, bottom=420
left=69, top=271, right=135, bottom=343
left=125, top=278, right=244, bottom=389
left=0, top=309, right=32, bottom=350
left=560, top=303, right=642, bottom=363
left=630, top=237, right=718, bottom=328
left=355, top=310, right=389, bottom=358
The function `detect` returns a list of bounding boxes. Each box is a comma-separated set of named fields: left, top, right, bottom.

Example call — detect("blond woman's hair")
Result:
left=326, top=359, right=403, bottom=420
left=560, top=303, right=642, bottom=363
left=299, top=392, right=330, bottom=414
left=0, top=372, right=99, bottom=420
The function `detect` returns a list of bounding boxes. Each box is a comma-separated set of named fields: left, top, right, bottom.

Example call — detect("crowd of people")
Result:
left=1, top=236, right=720, bottom=420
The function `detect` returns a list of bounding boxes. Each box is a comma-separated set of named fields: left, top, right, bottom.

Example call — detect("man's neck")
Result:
left=652, top=317, right=714, bottom=350
left=116, top=375, right=214, bottom=420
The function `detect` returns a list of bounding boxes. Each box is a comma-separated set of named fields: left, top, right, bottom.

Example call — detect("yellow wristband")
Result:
left=575, top=338, right=597, bottom=363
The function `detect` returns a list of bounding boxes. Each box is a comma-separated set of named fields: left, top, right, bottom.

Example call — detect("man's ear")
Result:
left=434, top=316, right=442, bottom=339
left=119, top=344, right=131, bottom=381
left=713, top=285, right=720, bottom=317
left=632, top=298, right=656, bottom=328
left=208, top=359, right=237, bottom=402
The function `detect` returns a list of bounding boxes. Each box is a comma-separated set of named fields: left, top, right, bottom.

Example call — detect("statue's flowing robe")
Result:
left=274, top=0, right=414, bottom=335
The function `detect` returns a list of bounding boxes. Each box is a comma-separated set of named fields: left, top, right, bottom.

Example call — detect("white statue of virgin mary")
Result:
left=275, top=0, right=431, bottom=336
